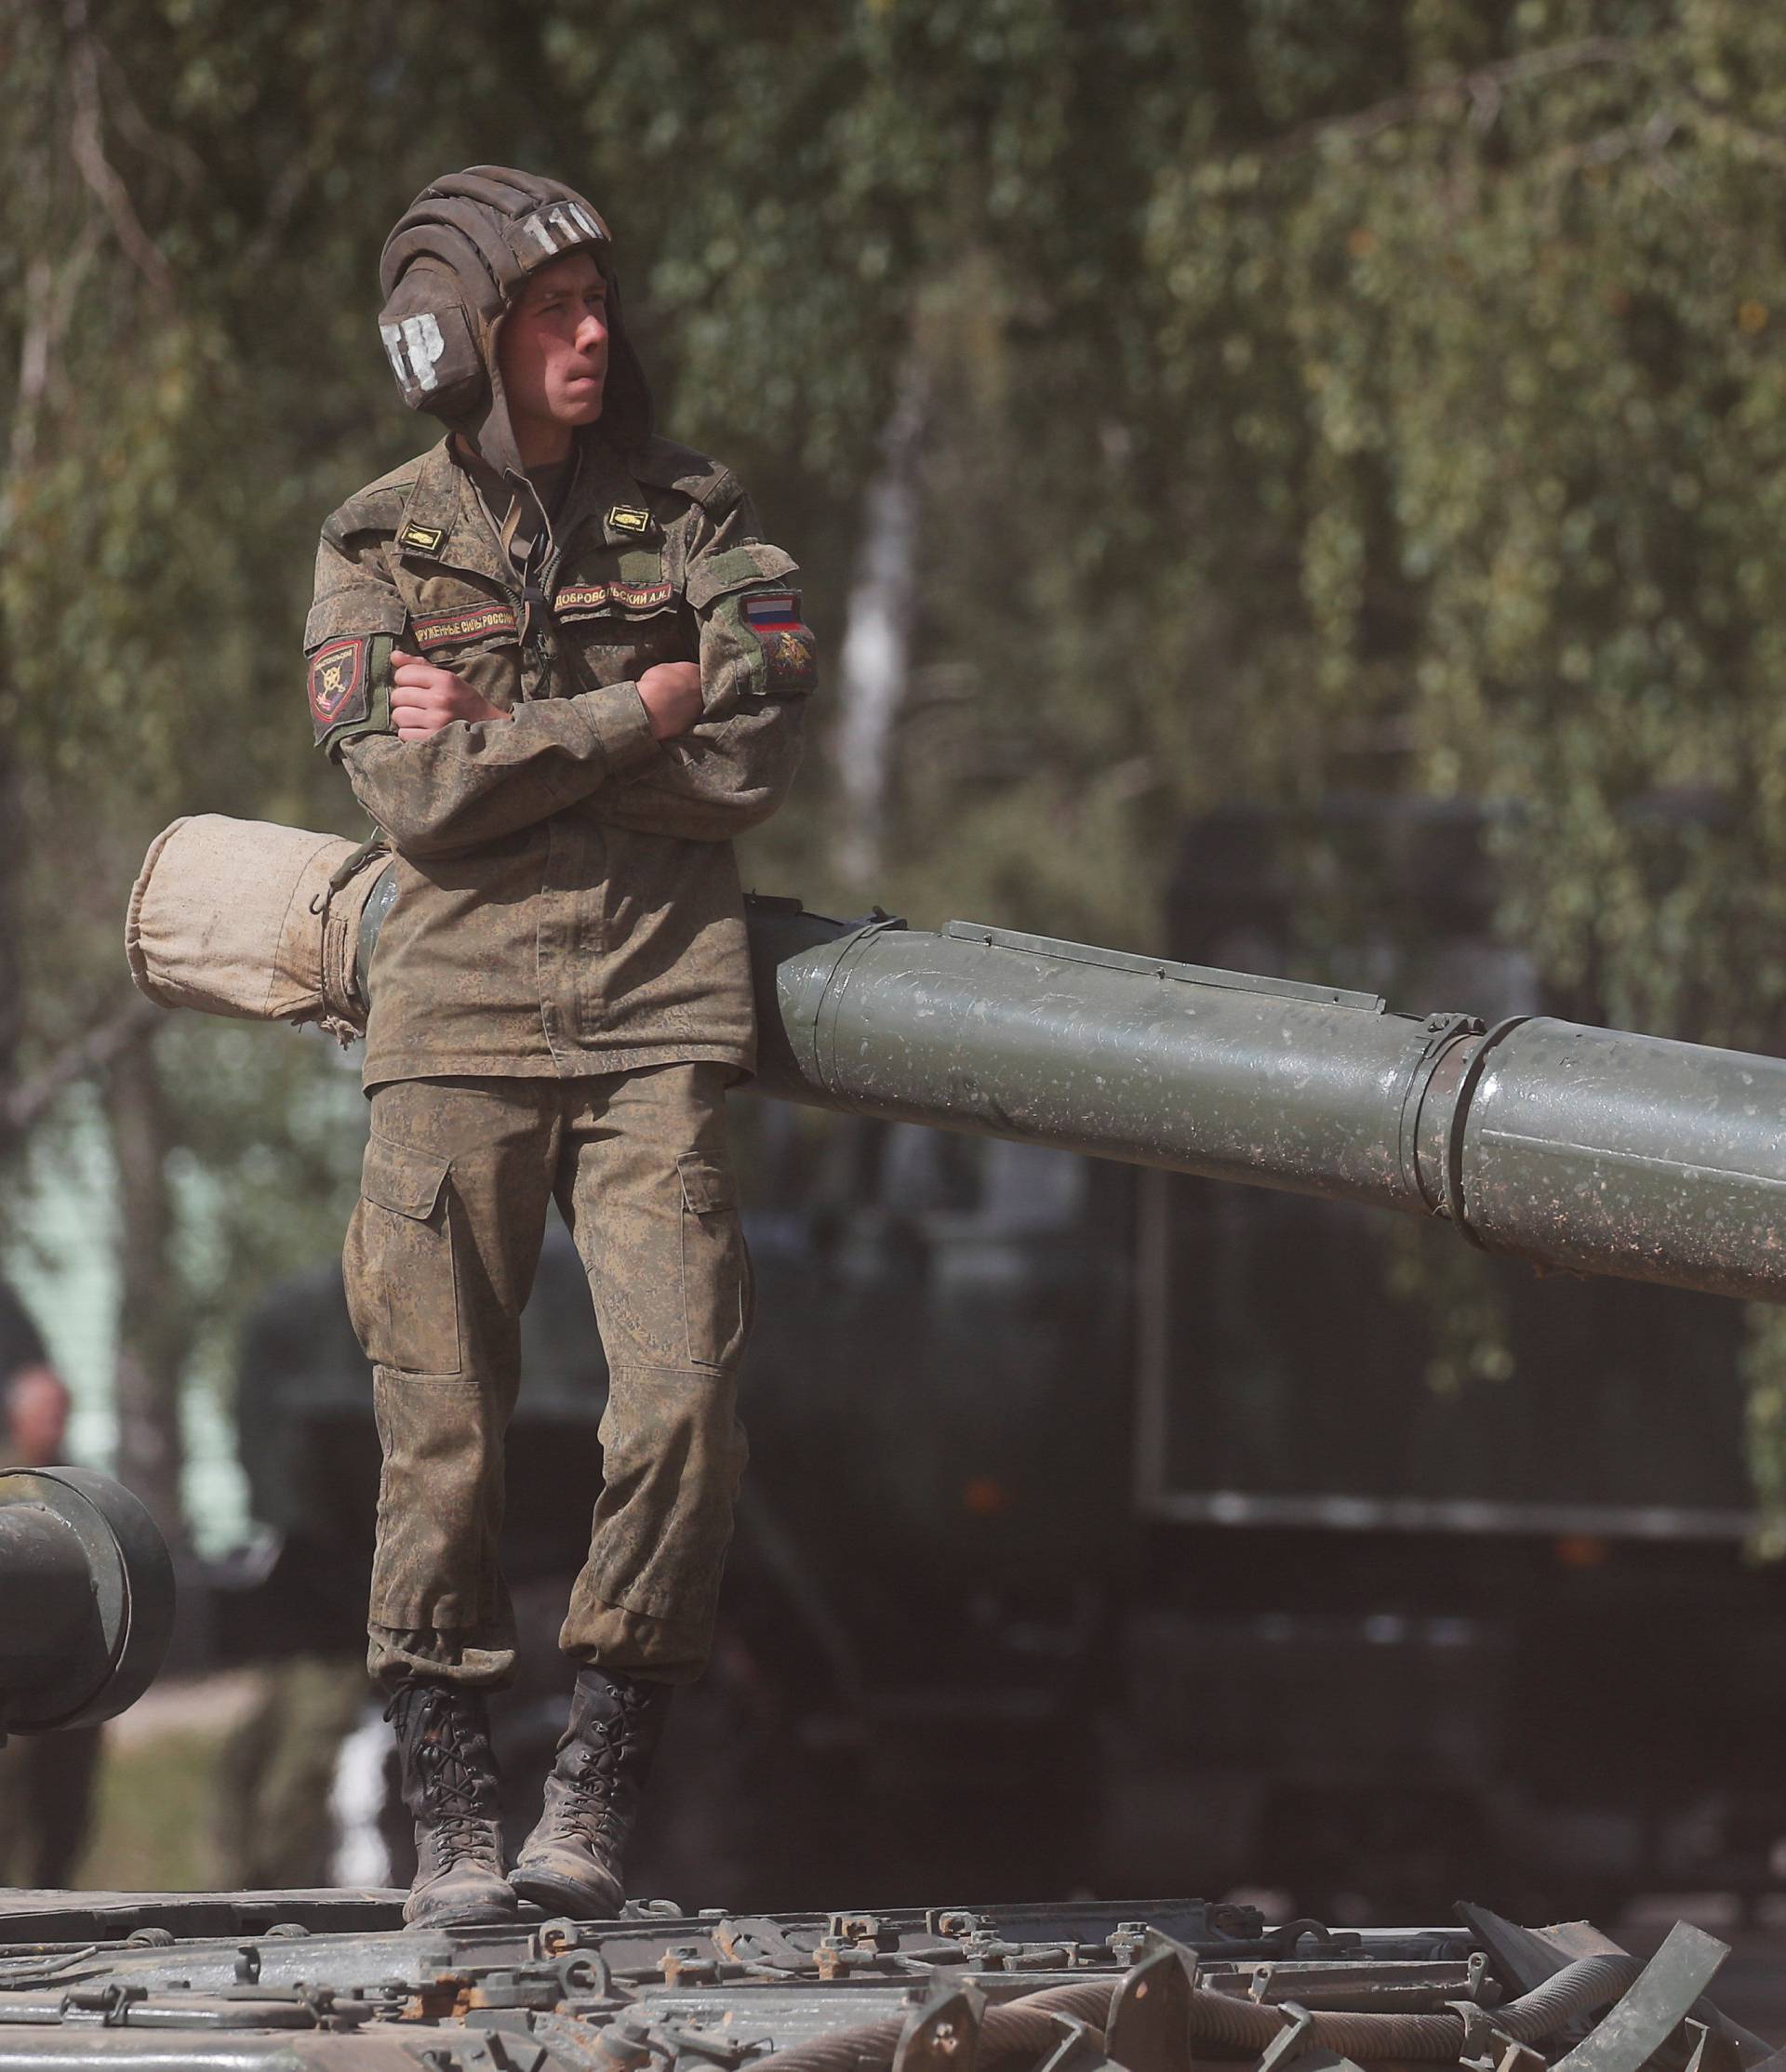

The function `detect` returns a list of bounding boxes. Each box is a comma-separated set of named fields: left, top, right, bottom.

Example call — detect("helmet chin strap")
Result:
left=452, top=299, right=567, bottom=636
left=456, top=435, right=574, bottom=644
left=500, top=473, right=553, bottom=642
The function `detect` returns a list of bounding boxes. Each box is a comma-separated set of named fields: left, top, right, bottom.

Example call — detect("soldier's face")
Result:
left=500, top=249, right=610, bottom=451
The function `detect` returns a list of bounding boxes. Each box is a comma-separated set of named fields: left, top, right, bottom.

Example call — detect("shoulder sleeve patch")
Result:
left=703, top=584, right=817, bottom=702
left=307, top=631, right=398, bottom=751
left=746, top=592, right=818, bottom=696
left=308, top=637, right=370, bottom=737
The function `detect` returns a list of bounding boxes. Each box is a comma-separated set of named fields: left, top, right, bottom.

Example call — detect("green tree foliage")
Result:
left=4, top=0, right=1785, bottom=1520
left=1146, top=0, right=1786, bottom=1043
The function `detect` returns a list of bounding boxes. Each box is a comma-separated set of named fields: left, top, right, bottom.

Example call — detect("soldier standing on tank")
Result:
left=305, top=168, right=816, bottom=1928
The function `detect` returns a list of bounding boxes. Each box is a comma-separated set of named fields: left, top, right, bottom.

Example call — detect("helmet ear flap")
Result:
left=376, top=167, right=653, bottom=453
left=376, top=280, right=486, bottom=419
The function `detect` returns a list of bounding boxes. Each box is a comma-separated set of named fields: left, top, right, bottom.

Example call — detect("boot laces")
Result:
left=557, top=1716, right=629, bottom=1846
left=432, top=1808, right=501, bottom=1865
left=425, top=1756, right=501, bottom=1865
left=389, top=1687, right=502, bottom=1866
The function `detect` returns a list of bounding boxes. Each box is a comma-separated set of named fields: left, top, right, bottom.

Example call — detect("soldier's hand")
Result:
left=390, top=649, right=513, bottom=738
left=637, top=661, right=703, bottom=740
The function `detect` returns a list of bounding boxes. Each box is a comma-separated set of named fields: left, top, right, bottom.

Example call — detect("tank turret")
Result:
left=0, top=1468, right=174, bottom=1741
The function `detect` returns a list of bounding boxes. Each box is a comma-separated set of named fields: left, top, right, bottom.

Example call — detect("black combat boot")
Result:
left=385, top=1680, right=518, bottom=1929
left=508, top=1667, right=672, bottom=1919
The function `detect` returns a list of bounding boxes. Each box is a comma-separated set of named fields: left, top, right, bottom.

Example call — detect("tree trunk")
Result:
left=104, top=1027, right=187, bottom=1545
left=832, top=354, right=928, bottom=893
left=0, top=745, right=21, bottom=1149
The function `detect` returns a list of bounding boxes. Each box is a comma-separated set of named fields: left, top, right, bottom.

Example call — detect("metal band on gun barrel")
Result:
left=1393, top=1012, right=1482, bottom=1214
left=813, top=918, right=904, bottom=1105
left=1444, top=1016, right=1532, bottom=1248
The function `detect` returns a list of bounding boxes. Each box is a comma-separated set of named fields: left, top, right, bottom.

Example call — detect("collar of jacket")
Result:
left=393, top=435, right=660, bottom=597
left=551, top=432, right=663, bottom=560
left=393, top=440, right=511, bottom=588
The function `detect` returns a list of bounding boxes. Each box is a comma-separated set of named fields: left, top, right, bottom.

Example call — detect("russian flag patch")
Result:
left=742, top=591, right=802, bottom=629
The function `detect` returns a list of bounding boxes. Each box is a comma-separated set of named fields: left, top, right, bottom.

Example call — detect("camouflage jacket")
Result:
left=304, top=433, right=815, bottom=1088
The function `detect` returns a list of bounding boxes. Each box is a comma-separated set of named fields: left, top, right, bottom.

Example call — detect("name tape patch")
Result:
left=308, top=635, right=369, bottom=736
left=606, top=504, right=652, bottom=537
left=556, top=579, right=674, bottom=615
left=412, top=602, right=520, bottom=648
left=398, top=522, right=446, bottom=553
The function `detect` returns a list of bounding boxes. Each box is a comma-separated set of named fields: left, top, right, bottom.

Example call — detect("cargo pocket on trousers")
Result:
left=677, top=1152, right=751, bottom=1370
left=348, top=1135, right=461, bottom=1376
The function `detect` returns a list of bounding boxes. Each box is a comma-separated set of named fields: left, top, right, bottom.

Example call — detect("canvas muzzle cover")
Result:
left=127, top=815, right=387, bottom=1036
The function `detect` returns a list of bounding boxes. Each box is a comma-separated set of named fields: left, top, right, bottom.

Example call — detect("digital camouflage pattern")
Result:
left=307, top=432, right=814, bottom=1088
left=313, top=168, right=806, bottom=1699
left=344, top=1065, right=750, bottom=1690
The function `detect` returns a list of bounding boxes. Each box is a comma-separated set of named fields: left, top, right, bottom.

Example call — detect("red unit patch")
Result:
left=307, top=636, right=369, bottom=732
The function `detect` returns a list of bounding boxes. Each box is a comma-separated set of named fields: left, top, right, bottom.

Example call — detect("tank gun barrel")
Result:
left=0, top=1468, right=175, bottom=1742
left=743, top=899, right=1786, bottom=1307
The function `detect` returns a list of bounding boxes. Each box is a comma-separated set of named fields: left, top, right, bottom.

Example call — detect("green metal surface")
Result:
left=1458, top=1019, right=1786, bottom=1299
left=1547, top=1923, right=1730, bottom=2072
left=746, top=909, right=1448, bottom=1209
left=353, top=888, right=1786, bottom=1306
left=740, top=902, right=1786, bottom=1307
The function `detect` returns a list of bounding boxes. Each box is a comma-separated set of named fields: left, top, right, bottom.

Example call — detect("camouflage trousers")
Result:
left=342, top=1065, right=751, bottom=1691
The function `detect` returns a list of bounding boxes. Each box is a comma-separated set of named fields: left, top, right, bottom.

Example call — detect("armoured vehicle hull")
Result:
left=0, top=1883, right=1772, bottom=2068
left=9, top=1472, right=1779, bottom=2066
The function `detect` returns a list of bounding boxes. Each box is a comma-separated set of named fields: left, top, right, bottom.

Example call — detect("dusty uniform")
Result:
left=309, top=431, right=814, bottom=1688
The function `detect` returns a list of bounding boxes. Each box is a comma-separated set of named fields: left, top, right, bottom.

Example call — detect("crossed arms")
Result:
left=315, top=502, right=812, bottom=860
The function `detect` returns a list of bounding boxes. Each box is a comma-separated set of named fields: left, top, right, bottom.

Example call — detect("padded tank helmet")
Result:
left=377, top=166, right=654, bottom=488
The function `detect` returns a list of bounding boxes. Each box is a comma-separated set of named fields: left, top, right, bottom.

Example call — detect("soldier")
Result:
left=305, top=168, right=816, bottom=1928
